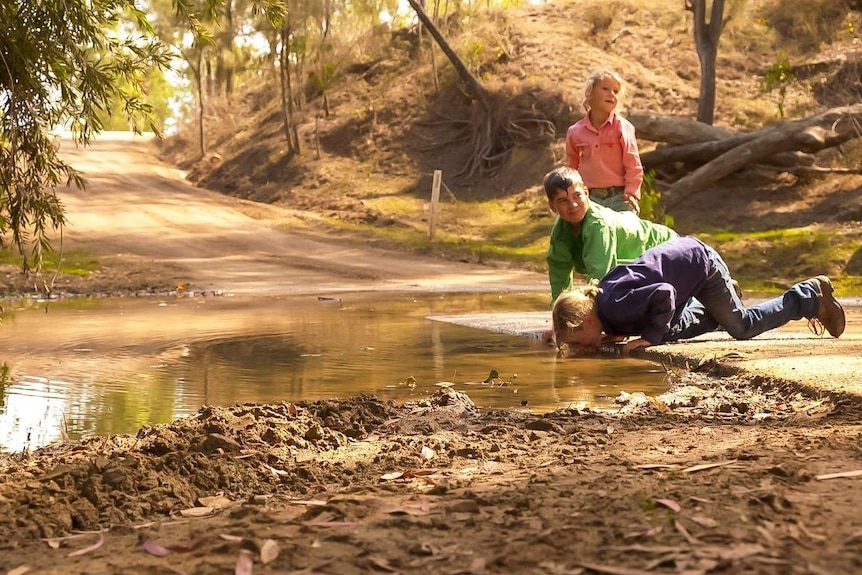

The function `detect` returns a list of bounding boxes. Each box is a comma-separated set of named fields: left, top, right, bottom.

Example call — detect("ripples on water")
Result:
left=0, top=292, right=669, bottom=453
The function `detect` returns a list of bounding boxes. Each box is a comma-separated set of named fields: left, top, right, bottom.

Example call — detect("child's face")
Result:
left=548, top=183, right=588, bottom=224
left=587, top=77, right=620, bottom=116
left=556, top=314, right=603, bottom=354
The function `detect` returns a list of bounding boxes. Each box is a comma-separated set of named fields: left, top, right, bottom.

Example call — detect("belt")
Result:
left=589, top=186, right=625, bottom=199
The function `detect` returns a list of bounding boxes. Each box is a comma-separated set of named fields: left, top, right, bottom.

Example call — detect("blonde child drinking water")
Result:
left=565, top=69, right=643, bottom=214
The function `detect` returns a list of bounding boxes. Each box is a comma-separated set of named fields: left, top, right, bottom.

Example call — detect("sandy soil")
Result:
left=3, top=136, right=862, bottom=575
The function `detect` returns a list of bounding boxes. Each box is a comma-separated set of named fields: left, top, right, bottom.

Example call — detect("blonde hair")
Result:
left=551, top=284, right=600, bottom=347
left=582, top=69, right=627, bottom=112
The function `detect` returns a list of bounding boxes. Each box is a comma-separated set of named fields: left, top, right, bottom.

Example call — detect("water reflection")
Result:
left=0, top=293, right=669, bottom=453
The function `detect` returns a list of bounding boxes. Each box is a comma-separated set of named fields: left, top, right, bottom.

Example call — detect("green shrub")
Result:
left=639, top=170, right=674, bottom=228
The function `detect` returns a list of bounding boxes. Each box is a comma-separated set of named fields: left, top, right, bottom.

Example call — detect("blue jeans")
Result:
left=664, top=245, right=820, bottom=342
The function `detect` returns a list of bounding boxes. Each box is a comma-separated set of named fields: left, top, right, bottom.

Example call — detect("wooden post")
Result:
left=429, top=170, right=442, bottom=240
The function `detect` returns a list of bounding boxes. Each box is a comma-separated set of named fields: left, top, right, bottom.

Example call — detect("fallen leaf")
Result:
left=40, top=532, right=94, bottom=546
left=655, top=498, right=681, bottom=513
left=367, top=555, right=399, bottom=572
left=674, top=519, right=700, bottom=545
left=403, top=468, right=437, bottom=478
left=380, top=468, right=436, bottom=481
left=220, top=534, right=245, bottom=542
left=8, top=566, right=32, bottom=575
left=141, top=534, right=208, bottom=556
left=266, top=465, right=288, bottom=477
left=633, top=464, right=678, bottom=470
left=689, top=515, right=719, bottom=528
left=180, top=506, right=214, bottom=517
left=367, top=497, right=432, bottom=516
left=681, top=460, right=738, bottom=473
left=142, top=538, right=172, bottom=557
left=816, top=469, right=862, bottom=480
left=235, top=549, right=254, bottom=575
left=301, top=520, right=357, bottom=527
left=288, top=499, right=329, bottom=506
left=421, top=446, right=436, bottom=460
left=198, top=494, right=233, bottom=509
left=713, top=542, right=765, bottom=561
left=67, top=533, right=104, bottom=557
left=260, top=539, right=279, bottom=564
left=622, top=525, right=664, bottom=539
left=133, top=521, right=157, bottom=529
left=574, top=561, right=655, bottom=575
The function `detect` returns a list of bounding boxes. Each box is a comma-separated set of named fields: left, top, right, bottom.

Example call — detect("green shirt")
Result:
left=546, top=201, right=677, bottom=303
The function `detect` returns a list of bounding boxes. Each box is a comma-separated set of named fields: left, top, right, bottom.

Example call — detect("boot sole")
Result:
left=815, top=275, right=846, bottom=337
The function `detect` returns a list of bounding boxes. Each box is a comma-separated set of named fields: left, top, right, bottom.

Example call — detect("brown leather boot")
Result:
left=810, top=276, right=845, bottom=338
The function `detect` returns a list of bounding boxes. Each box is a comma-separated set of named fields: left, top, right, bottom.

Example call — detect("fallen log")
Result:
left=632, top=112, right=815, bottom=170
left=662, top=104, right=862, bottom=207
left=641, top=135, right=816, bottom=169
left=628, top=112, right=729, bottom=145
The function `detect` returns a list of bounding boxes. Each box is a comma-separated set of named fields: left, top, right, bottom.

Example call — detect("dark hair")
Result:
left=542, top=166, right=582, bottom=201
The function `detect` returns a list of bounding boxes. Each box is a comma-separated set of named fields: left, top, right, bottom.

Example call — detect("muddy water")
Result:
left=0, top=292, right=669, bottom=453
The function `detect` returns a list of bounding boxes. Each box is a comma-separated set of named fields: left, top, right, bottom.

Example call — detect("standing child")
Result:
left=565, top=69, right=643, bottom=214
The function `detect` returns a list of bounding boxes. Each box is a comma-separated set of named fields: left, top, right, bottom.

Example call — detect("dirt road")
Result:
left=54, top=132, right=546, bottom=297
left=4, top=133, right=862, bottom=575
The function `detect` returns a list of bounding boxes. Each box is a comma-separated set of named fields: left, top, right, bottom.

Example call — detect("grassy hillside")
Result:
left=157, top=0, right=862, bottom=295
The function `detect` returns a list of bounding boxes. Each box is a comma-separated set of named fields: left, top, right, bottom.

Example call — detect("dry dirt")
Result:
left=3, top=135, right=862, bottom=575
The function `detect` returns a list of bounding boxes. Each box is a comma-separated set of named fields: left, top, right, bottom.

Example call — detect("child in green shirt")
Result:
left=544, top=166, right=676, bottom=303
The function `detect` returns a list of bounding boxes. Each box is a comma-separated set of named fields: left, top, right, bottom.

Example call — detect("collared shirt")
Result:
left=565, top=112, right=644, bottom=200
left=596, top=236, right=711, bottom=345
left=546, top=201, right=677, bottom=302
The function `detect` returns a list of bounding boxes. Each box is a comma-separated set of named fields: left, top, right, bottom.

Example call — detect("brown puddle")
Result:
left=0, top=292, right=669, bottom=452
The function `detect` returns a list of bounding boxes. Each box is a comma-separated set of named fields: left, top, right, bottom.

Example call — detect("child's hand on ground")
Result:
left=622, top=338, right=650, bottom=356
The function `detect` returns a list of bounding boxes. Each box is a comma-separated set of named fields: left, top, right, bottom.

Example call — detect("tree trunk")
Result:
left=192, top=50, right=207, bottom=158
left=405, top=0, right=491, bottom=110
left=319, top=0, right=332, bottom=118
left=686, top=0, right=726, bottom=125
left=279, top=13, right=298, bottom=155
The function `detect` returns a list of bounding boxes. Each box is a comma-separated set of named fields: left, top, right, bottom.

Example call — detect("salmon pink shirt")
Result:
left=565, top=112, right=644, bottom=200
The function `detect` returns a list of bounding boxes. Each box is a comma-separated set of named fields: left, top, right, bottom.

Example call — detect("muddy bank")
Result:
left=3, top=373, right=862, bottom=574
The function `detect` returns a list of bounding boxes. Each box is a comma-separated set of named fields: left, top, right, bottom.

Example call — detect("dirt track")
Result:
left=54, top=132, right=546, bottom=297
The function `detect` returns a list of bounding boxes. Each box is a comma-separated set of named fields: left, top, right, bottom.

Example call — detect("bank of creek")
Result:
left=2, top=135, right=862, bottom=574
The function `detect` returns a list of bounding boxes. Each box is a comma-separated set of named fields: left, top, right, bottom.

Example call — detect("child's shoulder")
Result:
left=567, top=115, right=590, bottom=130
left=614, top=113, right=636, bottom=130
